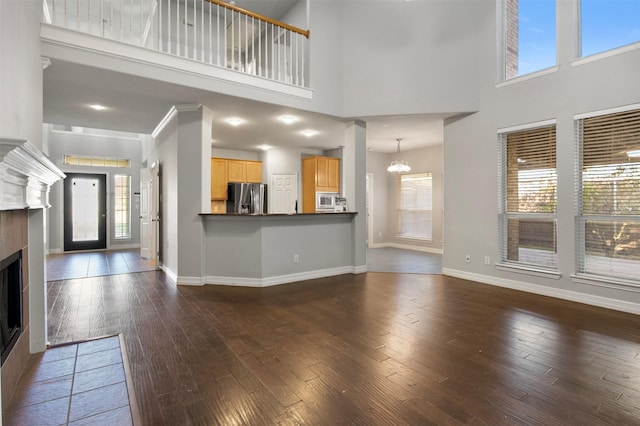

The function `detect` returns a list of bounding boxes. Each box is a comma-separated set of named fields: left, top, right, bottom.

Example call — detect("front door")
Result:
left=63, top=173, right=107, bottom=251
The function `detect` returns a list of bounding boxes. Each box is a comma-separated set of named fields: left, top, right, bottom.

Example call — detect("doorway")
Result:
left=63, top=173, right=107, bottom=251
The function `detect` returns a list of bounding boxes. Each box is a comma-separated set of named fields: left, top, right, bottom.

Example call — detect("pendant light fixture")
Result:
left=387, top=138, right=411, bottom=173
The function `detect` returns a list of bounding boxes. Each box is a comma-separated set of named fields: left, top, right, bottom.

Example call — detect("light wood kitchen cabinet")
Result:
left=245, top=161, right=262, bottom=183
left=211, top=158, right=228, bottom=200
left=227, top=159, right=262, bottom=183
left=302, top=156, right=340, bottom=213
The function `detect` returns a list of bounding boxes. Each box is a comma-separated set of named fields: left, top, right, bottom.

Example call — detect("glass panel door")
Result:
left=64, top=173, right=107, bottom=251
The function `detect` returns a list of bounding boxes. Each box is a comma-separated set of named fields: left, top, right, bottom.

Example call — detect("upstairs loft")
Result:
left=41, top=0, right=312, bottom=101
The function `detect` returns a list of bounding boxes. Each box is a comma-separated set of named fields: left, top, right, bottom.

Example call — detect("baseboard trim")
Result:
left=442, top=268, right=640, bottom=316
left=204, top=266, right=361, bottom=288
left=159, top=264, right=178, bottom=284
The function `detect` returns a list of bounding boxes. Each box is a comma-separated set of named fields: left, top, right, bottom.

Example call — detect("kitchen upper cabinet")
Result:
left=305, top=156, right=340, bottom=193
left=211, top=158, right=228, bottom=200
left=302, top=156, right=340, bottom=212
left=227, top=160, right=262, bottom=183
left=245, top=161, right=262, bottom=183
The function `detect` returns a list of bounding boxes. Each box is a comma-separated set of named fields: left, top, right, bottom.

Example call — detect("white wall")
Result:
left=147, top=112, right=179, bottom=275
left=443, top=1, right=640, bottom=313
left=340, top=0, right=482, bottom=117
left=0, top=0, right=48, bottom=413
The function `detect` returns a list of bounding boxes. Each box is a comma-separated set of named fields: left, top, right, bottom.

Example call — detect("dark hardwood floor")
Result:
left=43, top=271, right=640, bottom=425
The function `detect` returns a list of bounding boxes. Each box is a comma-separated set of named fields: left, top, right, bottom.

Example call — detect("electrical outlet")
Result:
left=465, top=255, right=471, bottom=263
left=293, top=254, right=299, bottom=264
left=484, top=256, right=491, bottom=265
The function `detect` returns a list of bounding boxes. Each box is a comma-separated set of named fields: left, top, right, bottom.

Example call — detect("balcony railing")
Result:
left=42, top=0, right=310, bottom=88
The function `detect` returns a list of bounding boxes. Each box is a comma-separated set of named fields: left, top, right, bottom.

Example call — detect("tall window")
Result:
left=581, top=0, right=640, bottom=58
left=576, top=107, right=640, bottom=282
left=397, top=173, right=433, bottom=240
left=499, top=123, right=557, bottom=269
left=114, top=175, right=131, bottom=239
left=504, top=0, right=556, bottom=79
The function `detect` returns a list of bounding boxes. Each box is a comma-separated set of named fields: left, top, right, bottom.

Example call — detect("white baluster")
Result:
left=301, top=36, right=305, bottom=87
left=208, top=0, right=212, bottom=64
left=176, top=3, right=180, bottom=56
left=192, top=0, right=196, bottom=60
left=225, top=10, right=236, bottom=69
left=157, top=0, right=161, bottom=50
left=140, top=0, right=143, bottom=45
left=183, top=0, right=187, bottom=58
left=222, top=6, right=226, bottom=68
left=167, top=0, right=170, bottom=54
left=251, top=16, right=255, bottom=75
left=258, top=19, right=262, bottom=77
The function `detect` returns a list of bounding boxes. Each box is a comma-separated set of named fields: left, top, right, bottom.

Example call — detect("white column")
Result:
left=175, top=104, right=207, bottom=285
left=343, top=120, right=367, bottom=271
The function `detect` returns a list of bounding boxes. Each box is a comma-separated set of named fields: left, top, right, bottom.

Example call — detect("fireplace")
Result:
left=1, top=250, right=22, bottom=365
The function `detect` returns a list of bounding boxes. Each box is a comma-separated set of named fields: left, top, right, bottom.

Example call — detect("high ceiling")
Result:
left=42, top=0, right=447, bottom=154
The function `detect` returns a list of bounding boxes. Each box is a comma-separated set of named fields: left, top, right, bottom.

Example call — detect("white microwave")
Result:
left=316, top=192, right=339, bottom=212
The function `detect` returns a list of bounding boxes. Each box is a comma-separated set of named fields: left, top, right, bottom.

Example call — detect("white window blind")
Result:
left=576, top=108, right=640, bottom=282
left=499, top=124, right=557, bottom=269
left=397, top=173, right=432, bottom=240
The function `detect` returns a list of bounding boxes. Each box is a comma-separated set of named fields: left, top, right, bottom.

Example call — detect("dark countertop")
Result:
left=200, top=211, right=357, bottom=217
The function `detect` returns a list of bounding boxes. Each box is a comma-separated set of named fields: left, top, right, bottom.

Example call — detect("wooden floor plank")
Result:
left=36, top=271, right=640, bottom=425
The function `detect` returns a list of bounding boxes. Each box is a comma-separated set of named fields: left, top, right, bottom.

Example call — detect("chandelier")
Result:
left=387, top=138, right=411, bottom=173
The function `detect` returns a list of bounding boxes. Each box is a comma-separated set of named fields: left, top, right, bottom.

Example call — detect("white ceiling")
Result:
left=42, top=0, right=448, bottom=154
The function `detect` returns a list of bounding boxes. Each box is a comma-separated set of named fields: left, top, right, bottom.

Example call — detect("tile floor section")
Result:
left=367, top=247, right=442, bottom=274
left=47, top=249, right=156, bottom=281
left=3, top=335, right=137, bottom=426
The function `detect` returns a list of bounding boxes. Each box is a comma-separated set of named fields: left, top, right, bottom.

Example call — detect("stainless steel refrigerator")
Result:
left=227, top=183, right=268, bottom=214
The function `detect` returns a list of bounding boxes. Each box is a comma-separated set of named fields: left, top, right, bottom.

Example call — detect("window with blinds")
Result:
left=114, top=175, right=131, bottom=239
left=498, top=123, right=557, bottom=269
left=576, top=107, right=640, bottom=282
left=397, top=173, right=433, bottom=240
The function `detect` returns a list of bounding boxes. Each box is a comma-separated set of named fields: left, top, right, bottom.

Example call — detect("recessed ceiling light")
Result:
left=301, top=129, right=318, bottom=137
left=226, top=117, right=244, bottom=126
left=627, top=150, right=640, bottom=158
left=88, top=103, right=108, bottom=111
left=259, top=145, right=271, bottom=151
left=278, top=115, right=297, bottom=125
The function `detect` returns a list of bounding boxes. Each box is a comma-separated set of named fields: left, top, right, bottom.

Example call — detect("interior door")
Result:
left=271, top=173, right=298, bottom=213
left=63, top=173, right=107, bottom=251
left=139, top=164, right=159, bottom=260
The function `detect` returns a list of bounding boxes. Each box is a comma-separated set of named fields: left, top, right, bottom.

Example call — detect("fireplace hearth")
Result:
left=0, top=249, right=22, bottom=365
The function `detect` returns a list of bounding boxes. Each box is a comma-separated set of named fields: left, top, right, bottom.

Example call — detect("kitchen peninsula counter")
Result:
left=199, top=211, right=357, bottom=217
left=199, top=211, right=362, bottom=287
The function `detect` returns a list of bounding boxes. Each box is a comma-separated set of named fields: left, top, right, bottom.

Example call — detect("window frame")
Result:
left=501, top=0, right=557, bottom=81
left=497, top=120, right=560, bottom=276
left=114, top=174, right=132, bottom=240
left=579, top=0, right=640, bottom=60
left=396, top=172, right=433, bottom=242
left=573, top=105, right=640, bottom=288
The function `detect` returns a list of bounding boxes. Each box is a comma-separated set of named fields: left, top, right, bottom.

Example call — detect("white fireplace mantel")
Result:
left=0, top=138, right=65, bottom=211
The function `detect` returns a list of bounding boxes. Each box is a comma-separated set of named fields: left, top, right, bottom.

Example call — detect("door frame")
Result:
left=366, top=173, right=374, bottom=247
left=270, top=172, right=299, bottom=214
left=63, top=172, right=108, bottom=252
left=139, top=163, right=159, bottom=261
